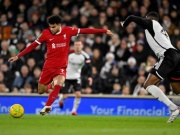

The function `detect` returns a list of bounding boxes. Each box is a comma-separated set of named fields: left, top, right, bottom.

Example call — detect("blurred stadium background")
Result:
left=1, top=0, right=180, bottom=135
left=0, top=0, right=180, bottom=95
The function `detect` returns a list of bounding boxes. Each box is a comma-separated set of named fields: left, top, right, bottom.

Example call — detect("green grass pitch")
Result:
left=0, top=115, right=180, bottom=135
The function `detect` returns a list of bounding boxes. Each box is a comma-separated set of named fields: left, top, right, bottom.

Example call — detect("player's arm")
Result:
left=68, top=27, right=113, bottom=37
left=121, top=15, right=151, bottom=29
left=8, top=42, right=39, bottom=62
left=82, top=50, right=93, bottom=86
left=80, top=28, right=113, bottom=36
left=8, top=31, right=46, bottom=63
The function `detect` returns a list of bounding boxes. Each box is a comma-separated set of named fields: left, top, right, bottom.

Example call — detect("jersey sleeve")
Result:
left=35, top=30, right=47, bottom=44
left=67, top=27, right=107, bottom=36
left=17, top=30, right=47, bottom=58
left=67, top=27, right=80, bottom=36
left=85, top=59, right=92, bottom=77
left=17, top=42, right=39, bottom=58
left=82, top=51, right=92, bottom=77
left=80, top=28, right=107, bottom=34
left=123, top=15, right=152, bottom=29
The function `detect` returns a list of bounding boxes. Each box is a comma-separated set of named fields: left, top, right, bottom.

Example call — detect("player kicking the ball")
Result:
left=8, top=15, right=113, bottom=115
left=58, top=40, right=92, bottom=115
left=121, top=12, right=180, bottom=123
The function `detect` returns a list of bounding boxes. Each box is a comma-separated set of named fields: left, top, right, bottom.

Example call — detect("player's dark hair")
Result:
left=47, top=15, right=63, bottom=24
left=146, top=12, right=159, bottom=21
left=74, top=39, right=82, bottom=43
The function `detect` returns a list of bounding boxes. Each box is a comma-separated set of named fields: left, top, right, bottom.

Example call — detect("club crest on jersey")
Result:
left=63, top=34, right=66, bottom=39
left=52, top=43, right=56, bottom=49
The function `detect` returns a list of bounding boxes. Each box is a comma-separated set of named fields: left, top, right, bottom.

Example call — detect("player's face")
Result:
left=49, top=23, right=61, bottom=34
left=74, top=41, right=83, bottom=53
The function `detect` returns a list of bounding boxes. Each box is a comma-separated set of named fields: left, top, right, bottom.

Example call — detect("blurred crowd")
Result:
left=0, top=0, right=180, bottom=96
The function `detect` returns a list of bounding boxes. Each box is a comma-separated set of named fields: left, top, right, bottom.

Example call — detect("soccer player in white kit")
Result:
left=121, top=12, right=180, bottom=123
left=58, top=40, right=92, bottom=115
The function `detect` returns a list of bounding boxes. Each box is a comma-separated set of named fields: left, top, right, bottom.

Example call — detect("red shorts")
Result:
left=39, top=67, right=66, bottom=84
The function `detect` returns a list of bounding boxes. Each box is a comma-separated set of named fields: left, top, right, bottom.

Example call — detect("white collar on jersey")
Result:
left=56, top=27, right=62, bottom=35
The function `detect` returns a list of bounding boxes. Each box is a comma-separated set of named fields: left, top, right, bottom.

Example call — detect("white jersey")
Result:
left=66, top=51, right=90, bottom=79
left=145, top=20, right=176, bottom=58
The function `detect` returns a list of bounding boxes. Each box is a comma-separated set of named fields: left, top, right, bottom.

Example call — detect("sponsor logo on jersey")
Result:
left=56, top=43, right=66, bottom=47
left=51, top=43, right=66, bottom=49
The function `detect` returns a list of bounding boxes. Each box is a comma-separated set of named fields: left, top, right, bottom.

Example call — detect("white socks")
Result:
left=59, top=94, right=64, bottom=102
left=72, top=97, right=81, bottom=112
left=146, top=85, right=178, bottom=111
left=59, top=94, right=81, bottom=112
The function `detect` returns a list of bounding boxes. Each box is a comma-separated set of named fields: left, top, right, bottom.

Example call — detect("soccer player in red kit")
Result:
left=8, top=15, right=113, bottom=115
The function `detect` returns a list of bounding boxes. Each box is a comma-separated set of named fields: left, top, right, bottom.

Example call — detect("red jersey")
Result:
left=35, top=26, right=78, bottom=68
left=17, top=26, right=107, bottom=69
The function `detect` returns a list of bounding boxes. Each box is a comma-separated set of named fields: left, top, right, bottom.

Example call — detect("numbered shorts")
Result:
left=61, top=79, right=81, bottom=94
left=39, top=67, right=66, bottom=84
left=151, top=48, right=180, bottom=82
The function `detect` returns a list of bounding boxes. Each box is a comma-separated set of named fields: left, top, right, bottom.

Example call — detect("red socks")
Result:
left=45, top=85, right=61, bottom=106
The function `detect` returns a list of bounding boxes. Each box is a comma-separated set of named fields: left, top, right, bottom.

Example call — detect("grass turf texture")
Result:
left=0, top=115, right=180, bottom=135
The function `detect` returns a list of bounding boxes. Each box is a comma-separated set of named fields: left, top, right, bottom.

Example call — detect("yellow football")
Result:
left=10, top=104, right=24, bottom=118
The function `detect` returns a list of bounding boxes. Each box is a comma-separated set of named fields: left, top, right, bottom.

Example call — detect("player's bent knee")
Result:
left=143, top=84, right=148, bottom=89
left=38, top=84, right=46, bottom=94
left=145, top=85, right=153, bottom=93
left=171, top=82, right=180, bottom=95
left=38, top=89, right=44, bottom=94
left=173, top=89, right=180, bottom=95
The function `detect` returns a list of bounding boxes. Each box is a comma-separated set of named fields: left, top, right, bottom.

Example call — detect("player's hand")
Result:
left=120, top=21, right=124, bottom=27
left=8, top=56, right=18, bottom=63
left=106, top=30, right=113, bottom=36
left=88, top=77, right=93, bottom=86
